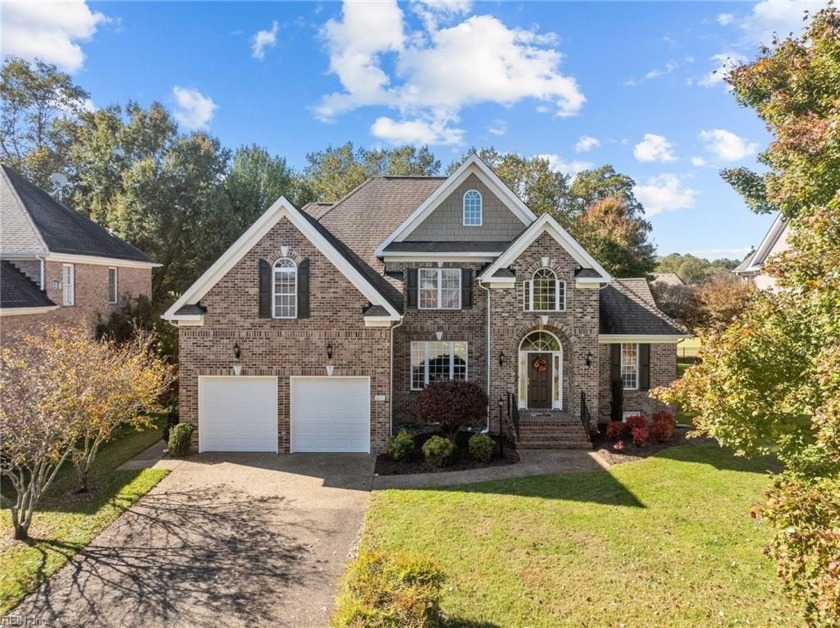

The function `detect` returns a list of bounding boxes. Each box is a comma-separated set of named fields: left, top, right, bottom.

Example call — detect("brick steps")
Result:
left=514, top=412, right=592, bottom=450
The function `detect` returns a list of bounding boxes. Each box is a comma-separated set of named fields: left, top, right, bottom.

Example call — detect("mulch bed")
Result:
left=374, top=431, right=520, bottom=476
left=593, top=426, right=715, bottom=466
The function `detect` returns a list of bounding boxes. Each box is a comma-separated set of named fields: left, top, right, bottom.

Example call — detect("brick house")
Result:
left=0, top=165, right=157, bottom=340
left=164, top=156, right=686, bottom=454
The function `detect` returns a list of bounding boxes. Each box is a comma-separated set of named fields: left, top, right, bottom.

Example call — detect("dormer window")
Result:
left=463, top=189, right=482, bottom=226
left=525, top=268, right=565, bottom=312
left=273, top=258, right=297, bottom=318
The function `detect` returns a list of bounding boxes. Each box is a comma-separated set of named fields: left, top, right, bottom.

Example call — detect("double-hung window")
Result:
left=410, top=341, right=468, bottom=390
left=419, top=268, right=461, bottom=310
left=621, top=343, right=639, bottom=390
left=273, top=258, right=297, bottom=318
left=62, top=264, right=74, bottom=306
left=108, top=267, right=118, bottom=304
left=525, top=268, right=565, bottom=311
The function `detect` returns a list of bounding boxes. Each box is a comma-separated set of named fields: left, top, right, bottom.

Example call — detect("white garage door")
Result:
left=291, top=377, right=370, bottom=453
left=199, top=377, right=278, bottom=452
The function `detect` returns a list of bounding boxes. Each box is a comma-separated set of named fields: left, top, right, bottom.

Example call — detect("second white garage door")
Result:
left=290, top=377, right=370, bottom=453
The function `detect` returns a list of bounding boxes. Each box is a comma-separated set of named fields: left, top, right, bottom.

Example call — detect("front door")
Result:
left=527, top=352, right=552, bottom=409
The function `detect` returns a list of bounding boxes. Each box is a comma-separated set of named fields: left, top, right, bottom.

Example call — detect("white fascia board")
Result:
left=0, top=306, right=60, bottom=317
left=375, top=155, right=537, bottom=256
left=480, top=213, right=612, bottom=282
left=173, top=317, right=204, bottom=326
left=44, top=253, right=160, bottom=269
left=598, top=334, right=689, bottom=343
left=164, top=196, right=401, bottom=321
left=363, top=317, right=396, bottom=327
left=750, top=214, right=786, bottom=269
left=1, top=251, right=49, bottom=258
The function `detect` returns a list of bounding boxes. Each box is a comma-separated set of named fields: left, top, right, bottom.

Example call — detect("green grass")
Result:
left=677, top=336, right=701, bottom=360
left=361, top=445, right=794, bottom=627
left=0, top=423, right=169, bottom=615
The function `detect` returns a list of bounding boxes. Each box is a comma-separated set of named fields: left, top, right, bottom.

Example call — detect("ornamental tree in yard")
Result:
left=656, top=8, right=840, bottom=625
left=415, top=380, right=488, bottom=442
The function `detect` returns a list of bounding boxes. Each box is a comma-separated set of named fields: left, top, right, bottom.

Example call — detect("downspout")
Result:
left=478, top=278, right=491, bottom=432
left=389, top=315, right=405, bottom=438
left=36, top=256, right=46, bottom=290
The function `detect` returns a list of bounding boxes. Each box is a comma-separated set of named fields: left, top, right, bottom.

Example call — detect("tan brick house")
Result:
left=165, top=156, right=686, bottom=454
left=0, top=165, right=157, bottom=339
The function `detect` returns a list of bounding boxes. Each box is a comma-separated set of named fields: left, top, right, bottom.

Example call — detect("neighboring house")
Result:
left=164, top=156, right=686, bottom=455
left=732, top=214, right=790, bottom=291
left=0, top=165, right=158, bottom=339
left=651, top=272, right=684, bottom=288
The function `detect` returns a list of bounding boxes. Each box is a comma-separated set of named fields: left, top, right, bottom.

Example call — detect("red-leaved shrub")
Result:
left=605, top=421, right=626, bottom=440
left=415, top=380, right=488, bottom=441
left=650, top=410, right=676, bottom=443
left=625, top=414, right=647, bottom=431
left=632, top=426, right=650, bottom=446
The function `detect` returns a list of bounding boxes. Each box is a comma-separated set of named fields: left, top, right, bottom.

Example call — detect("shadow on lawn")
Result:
left=14, top=486, right=316, bottom=627
left=650, top=442, right=782, bottom=475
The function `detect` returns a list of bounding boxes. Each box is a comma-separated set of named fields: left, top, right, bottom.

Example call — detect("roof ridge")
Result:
left=0, top=165, right=49, bottom=253
left=615, top=278, right=687, bottom=333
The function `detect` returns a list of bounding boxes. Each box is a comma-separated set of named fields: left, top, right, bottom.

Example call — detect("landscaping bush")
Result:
left=468, top=434, right=494, bottom=463
left=605, top=421, right=626, bottom=440
left=415, top=380, right=488, bottom=441
left=650, top=410, right=676, bottom=443
left=387, top=430, right=415, bottom=461
left=625, top=414, right=648, bottom=432
left=632, top=426, right=650, bottom=447
left=168, top=423, right=194, bottom=457
left=422, top=436, right=454, bottom=468
left=332, top=549, right=444, bottom=628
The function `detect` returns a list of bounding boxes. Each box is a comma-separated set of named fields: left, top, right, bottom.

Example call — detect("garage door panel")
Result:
left=199, top=377, right=278, bottom=452
left=291, top=377, right=370, bottom=453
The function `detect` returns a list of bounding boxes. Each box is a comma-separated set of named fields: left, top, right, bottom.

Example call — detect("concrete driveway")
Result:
left=11, top=452, right=376, bottom=628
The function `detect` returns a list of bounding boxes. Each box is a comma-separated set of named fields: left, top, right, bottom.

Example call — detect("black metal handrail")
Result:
left=506, top=392, right=520, bottom=441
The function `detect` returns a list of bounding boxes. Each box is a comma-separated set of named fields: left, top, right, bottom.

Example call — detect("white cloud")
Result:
left=410, top=0, right=472, bottom=32
left=252, top=20, right=279, bottom=60
left=317, top=0, right=584, bottom=145
left=686, top=246, right=752, bottom=259
left=534, top=153, right=593, bottom=177
left=699, top=128, right=758, bottom=161
left=574, top=135, right=600, bottom=153
left=488, top=119, right=507, bottom=136
left=690, top=156, right=706, bottom=167
left=171, top=86, right=217, bottom=130
left=634, top=174, right=698, bottom=216
left=698, top=52, right=748, bottom=87
left=740, top=0, right=827, bottom=46
left=645, top=61, right=676, bottom=80
left=634, top=133, right=676, bottom=163
left=717, top=13, right=734, bottom=26
left=371, top=115, right=463, bottom=145
left=1, top=1, right=107, bottom=73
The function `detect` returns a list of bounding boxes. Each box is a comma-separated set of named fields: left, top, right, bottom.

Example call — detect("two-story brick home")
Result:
left=164, top=156, right=686, bottom=454
left=0, top=165, right=157, bottom=339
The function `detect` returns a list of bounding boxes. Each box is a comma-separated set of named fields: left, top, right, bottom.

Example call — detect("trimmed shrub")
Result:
left=168, top=422, right=194, bottom=457
left=625, top=414, right=648, bottom=432
left=632, top=426, right=650, bottom=447
left=605, top=421, right=627, bottom=440
left=422, top=436, right=454, bottom=468
left=650, top=410, right=677, bottom=443
left=415, top=380, right=488, bottom=441
left=468, top=434, right=494, bottom=463
left=331, top=549, right=444, bottom=628
left=387, top=430, right=415, bottom=461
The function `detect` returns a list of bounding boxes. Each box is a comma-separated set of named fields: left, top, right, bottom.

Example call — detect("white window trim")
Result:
left=524, top=272, right=566, bottom=312
left=621, top=342, right=639, bottom=391
left=410, top=341, right=469, bottom=390
left=462, top=189, right=483, bottom=227
left=418, top=268, right=462, bottom=310
left=62, top=264, right=74, bottom=306
left=272, top=258, right=297, bottom=319
left=108, top=267, right=118, bottom=304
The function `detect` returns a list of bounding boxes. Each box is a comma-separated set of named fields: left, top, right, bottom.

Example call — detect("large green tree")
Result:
left=567, top=164, right=644, bottom=218
left=655, top=252, right=741, bottom=284
left=657, top=8, right=840, bottom=624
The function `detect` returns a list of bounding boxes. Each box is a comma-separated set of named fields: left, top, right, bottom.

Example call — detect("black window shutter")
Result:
left=610, top=344, right=621, bottom=381
left=639, top=343, right=651, bottom=390
left=297, top=259, right=310, bottom=319
left=259, top=259, right=272, bottom=318
left=407, top=268, right=418, bottom=308
left=461, top=268, right=473, bottom=308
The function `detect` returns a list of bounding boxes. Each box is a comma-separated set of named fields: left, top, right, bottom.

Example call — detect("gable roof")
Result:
left=479, top=213, right=612, bottom=284
left=0, top=261, right=56, bottom=310
left=1, top=165, right=154, bottom=264
left=163, top=196, right=403, bottom=323
left=734, top=213, right=788, bottom=275
left=732, top=251, right=755, bottom=274
left=375, top=155, right=537, bottom=256
left=599, top=279, right=687, bottom=338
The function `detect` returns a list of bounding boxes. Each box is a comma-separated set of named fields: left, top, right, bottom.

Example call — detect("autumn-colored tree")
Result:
left=650, top=281, right=702, bottom=332
left=657, top=8, right=840, bottom=624
left=415, top=380, right=488, bottom=442
left=696, top=274, right=755, bottom=332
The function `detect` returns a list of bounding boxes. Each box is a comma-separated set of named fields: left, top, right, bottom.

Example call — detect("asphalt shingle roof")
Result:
left=599, top=278, right=685, bottom=336
left=1, top=165, right=153, bottom=263
left=0, top=261, right=55, bottom=309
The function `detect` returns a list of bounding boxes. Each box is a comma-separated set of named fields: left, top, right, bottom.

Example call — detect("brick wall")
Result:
left=597, top=342, right=677, bottom=423
left=178, top=216, right=392, bottom=454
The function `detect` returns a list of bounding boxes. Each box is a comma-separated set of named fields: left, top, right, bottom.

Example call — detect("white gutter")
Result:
left=389, top=315, right=405, bottom=437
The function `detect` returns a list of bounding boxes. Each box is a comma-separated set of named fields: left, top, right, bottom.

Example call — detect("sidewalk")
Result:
left=117, top=440, right=185, bottom=471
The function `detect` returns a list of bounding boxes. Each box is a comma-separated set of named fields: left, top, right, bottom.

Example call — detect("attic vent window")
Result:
left=463, top=190, right=482, bottom=226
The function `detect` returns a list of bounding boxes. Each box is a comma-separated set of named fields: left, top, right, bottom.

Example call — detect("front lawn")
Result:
left=360, top=444, right=794, bottom=626
left=0, top=423, right=168, bottom=615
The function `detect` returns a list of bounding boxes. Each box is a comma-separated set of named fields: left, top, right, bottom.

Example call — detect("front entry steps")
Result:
left=515, top=409, right=592, bottom=450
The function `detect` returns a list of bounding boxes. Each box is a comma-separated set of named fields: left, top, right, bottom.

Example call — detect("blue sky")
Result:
left=3, top=1, right=827, bottom=259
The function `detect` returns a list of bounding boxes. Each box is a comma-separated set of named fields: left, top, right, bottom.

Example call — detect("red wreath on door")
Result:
left=532, top=357, right=548, bottom=373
